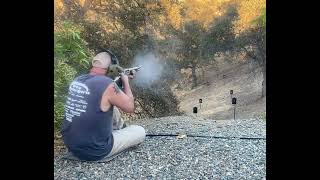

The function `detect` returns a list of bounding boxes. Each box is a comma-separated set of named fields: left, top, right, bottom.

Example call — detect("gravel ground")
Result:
left=54, top=116, right=266, bottom=179
left=133, top=116, right=266, bottom=138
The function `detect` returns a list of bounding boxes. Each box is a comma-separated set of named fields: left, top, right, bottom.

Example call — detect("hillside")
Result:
left=175, top=59, right=266, bottom=120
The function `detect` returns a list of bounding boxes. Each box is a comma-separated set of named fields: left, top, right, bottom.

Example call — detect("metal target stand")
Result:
left=230, top=89, right=237, bottom=120
left=193, top=106, right=198, bottom=117
left=232, top=97, right=237, bottom=120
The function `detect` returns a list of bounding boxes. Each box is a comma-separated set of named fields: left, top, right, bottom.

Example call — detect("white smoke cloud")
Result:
left=131, top=52, right=163, bottom=87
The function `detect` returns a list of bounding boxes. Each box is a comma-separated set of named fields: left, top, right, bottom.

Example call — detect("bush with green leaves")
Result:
left=54, top=21, right=93, bottom=130
left=256, top=112, right=266, bottom=121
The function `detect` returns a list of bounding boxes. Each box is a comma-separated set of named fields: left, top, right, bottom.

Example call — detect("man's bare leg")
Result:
left=112, top=106, right=126, bottom=130
left=107, top=106, right=146, bottom=158
left=107, top=125, right=146, bottom=157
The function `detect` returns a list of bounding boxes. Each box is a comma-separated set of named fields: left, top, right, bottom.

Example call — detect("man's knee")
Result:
left=130, top=125, right=145, bottom=133
left=127, top=125, right=146, bottom=142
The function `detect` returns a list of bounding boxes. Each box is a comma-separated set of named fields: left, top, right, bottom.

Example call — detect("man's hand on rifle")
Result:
left=128, top=69, right=136, bottom=79
left=120, top=70, right=135, bottom=84
left=120, top=73, right=129, bottom=85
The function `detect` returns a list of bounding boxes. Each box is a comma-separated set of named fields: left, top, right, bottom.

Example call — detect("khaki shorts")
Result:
left=63, top=106, right=146, bottom=162
left=106, top=107, right=146, bottom=157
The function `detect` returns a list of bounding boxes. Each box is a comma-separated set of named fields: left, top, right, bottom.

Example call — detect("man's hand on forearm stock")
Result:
left=121, top=73, right=134, bottom=99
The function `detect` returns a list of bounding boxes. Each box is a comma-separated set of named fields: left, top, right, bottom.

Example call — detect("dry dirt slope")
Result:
left=176, top=61, right=266, bottom=120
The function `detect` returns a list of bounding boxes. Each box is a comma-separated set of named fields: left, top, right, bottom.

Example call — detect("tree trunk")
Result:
left=191, top=64, right=197, bottom=89
left=261, top=60, right=266, bottom=98
left=200, top=66, right=205, bottom=83
left=62, top=0, right=72, bottom=19
left=62, top=0, right=91, bottom=20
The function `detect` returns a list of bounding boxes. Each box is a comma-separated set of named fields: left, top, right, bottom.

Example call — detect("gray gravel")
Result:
left=54, top=116, right=266, bottom=179
left=134, top=116, right=266, bottom=138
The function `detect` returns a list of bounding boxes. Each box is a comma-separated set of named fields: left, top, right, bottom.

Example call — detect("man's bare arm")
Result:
left=101, top=75, right=134, bottom=113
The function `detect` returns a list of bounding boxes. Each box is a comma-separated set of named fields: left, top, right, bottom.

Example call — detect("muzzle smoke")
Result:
left=132, top=52, right=163, bottom=87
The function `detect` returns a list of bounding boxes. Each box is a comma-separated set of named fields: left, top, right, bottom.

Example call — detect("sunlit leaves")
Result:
left=54, top=21, right=93, bottom=128
left=234, top=0, right=266, bottom=32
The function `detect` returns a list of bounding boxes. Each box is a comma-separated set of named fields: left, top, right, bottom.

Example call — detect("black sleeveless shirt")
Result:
left=61, top=74, right=114, bottom=161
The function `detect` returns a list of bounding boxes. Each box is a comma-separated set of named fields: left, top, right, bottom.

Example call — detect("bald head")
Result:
left=92, top=52, right=112, bottom=69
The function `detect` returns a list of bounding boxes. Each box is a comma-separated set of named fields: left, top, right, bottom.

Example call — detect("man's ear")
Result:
left=92, top=60, right=102, bottom=67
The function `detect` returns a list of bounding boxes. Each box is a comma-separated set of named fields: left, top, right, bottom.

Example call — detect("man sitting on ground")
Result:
left=61, top=51, right=146, bottom=161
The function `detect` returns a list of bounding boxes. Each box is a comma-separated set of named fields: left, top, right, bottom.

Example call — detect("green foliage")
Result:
left=234, top=8, right=266, bottom=97
left=130, top=84, right=180, bottom=119
left=161, top=3, right=239, bottom=88
left=54, top=21, right=93, bottom=130
left=202, top=4, right=239, bottom=58
left=253, top=8, right=266, bottom=27
left=235, top=7, right=266, bottom=61
left=54, top=101, right=66, bottom=129
left=54, top=21, right=92, bottom=72
left=256, top=111, right=266, bottom=120
left=54, top=6, right=179, bottom=130
left=54, top=0, right=266, bottom=128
